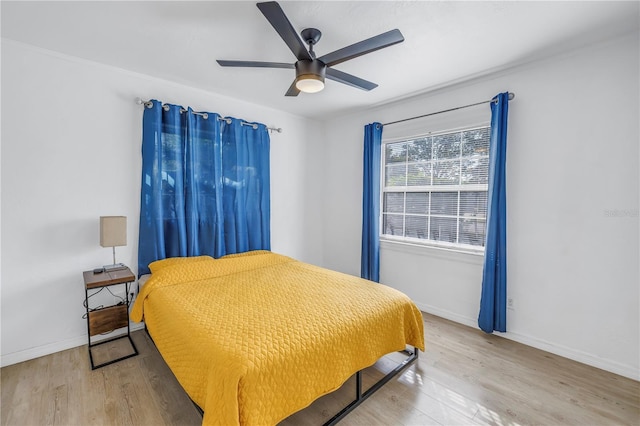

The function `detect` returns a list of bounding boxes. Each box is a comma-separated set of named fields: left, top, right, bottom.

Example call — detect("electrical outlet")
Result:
left=507, top=297, right=514, bottom=310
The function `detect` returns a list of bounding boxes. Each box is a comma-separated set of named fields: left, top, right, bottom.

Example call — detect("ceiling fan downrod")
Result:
left=301, top=28, right=321, bottom=59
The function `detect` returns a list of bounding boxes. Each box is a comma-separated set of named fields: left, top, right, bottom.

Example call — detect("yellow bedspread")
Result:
left=131, top=251, right=424, bottom=426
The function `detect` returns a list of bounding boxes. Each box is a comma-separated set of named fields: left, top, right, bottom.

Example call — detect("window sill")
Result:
left=380, top=238, right=485, bottom=265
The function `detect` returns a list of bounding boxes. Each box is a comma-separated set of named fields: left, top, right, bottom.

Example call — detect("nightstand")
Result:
left=83, top=266, right=138, bottom=369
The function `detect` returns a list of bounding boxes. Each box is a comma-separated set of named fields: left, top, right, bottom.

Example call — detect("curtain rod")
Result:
left=135, top=98, right=283, bottom=134
left=381, top=92, right=515, bottom=127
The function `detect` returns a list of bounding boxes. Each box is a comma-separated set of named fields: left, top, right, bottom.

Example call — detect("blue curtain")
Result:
left=478, top=92, right=510, bottom=333
left=138, top=100, right=270, bottom=276
left=361, top=122, right=383, bottom=282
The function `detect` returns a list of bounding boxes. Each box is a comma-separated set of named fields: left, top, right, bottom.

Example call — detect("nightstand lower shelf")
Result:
left=87, top=306, right=138, bottom=370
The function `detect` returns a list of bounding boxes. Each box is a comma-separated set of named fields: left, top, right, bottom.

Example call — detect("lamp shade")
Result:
left=100, top=216, right=127, bottom=247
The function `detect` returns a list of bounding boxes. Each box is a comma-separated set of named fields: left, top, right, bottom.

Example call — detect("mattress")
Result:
left=131, top=251, right=424, bottom=425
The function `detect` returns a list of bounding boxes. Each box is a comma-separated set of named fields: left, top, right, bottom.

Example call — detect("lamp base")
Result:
left=103, top=263, right=127, bottom=272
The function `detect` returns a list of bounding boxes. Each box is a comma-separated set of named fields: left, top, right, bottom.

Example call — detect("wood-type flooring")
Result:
left=2, top=313, right=638, bottom=425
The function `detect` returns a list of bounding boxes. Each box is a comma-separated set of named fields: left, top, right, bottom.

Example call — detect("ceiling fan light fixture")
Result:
left=294, top=59, right=326, bottom=93
left=296, top=74, right=325, bottom=93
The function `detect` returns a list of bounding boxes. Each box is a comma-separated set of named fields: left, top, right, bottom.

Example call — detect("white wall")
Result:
left=321, top=33, right=639, bottom=380
left=0, top=40, right=324, bottom=366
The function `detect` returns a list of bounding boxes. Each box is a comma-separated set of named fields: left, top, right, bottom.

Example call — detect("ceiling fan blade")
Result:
left=257, top=2, right=312, bottom=61
left=217, top=60, right=294, bottom=69
left=318, top=29, right=404, bottom=67
left=285, top=80, right=300, bottom=97
left=326, top=68, right=378, bottom=91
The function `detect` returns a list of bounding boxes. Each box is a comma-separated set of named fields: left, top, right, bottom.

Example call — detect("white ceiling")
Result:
left=2, top=1, right=638, bottom=120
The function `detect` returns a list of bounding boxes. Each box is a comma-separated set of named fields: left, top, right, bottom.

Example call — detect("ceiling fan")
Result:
left=216, top=1, right=404, bottom=96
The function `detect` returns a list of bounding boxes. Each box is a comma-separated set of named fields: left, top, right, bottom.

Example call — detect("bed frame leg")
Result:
left=322, top=346, right=419, bottom=426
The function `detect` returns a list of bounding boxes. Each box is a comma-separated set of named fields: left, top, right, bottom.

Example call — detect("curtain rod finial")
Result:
left=508, top=92, right=515, bottom=100
left=135, top=97, right=153, bottom=108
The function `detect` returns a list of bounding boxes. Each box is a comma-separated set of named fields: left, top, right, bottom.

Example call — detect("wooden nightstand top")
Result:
left=83, top=267, right=135, bottom=289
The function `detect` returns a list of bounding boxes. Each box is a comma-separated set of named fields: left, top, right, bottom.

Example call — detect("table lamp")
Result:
left=100, top=216, right=127, bottom=271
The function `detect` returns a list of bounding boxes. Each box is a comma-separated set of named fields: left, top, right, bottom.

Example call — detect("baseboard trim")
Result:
left=416, top=302, right=639, bottom=381
left=416, top=303, right=478, bottom=329
left=1, top=322, right=145, bottom=368
left=500, top=329, right=640, bottom=382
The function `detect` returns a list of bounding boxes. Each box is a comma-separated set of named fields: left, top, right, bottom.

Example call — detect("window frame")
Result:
left=379, top=123, right=490, bottom=255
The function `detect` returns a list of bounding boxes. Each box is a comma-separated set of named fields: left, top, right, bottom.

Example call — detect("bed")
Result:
left=131, top=250, right=424, bottom=425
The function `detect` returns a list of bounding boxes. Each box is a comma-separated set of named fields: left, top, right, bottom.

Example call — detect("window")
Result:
left=381, top=126, right=490, bottom=251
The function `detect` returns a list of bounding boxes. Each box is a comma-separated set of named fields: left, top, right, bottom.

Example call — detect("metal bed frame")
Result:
left=322, top=347, right=419, bottom=425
